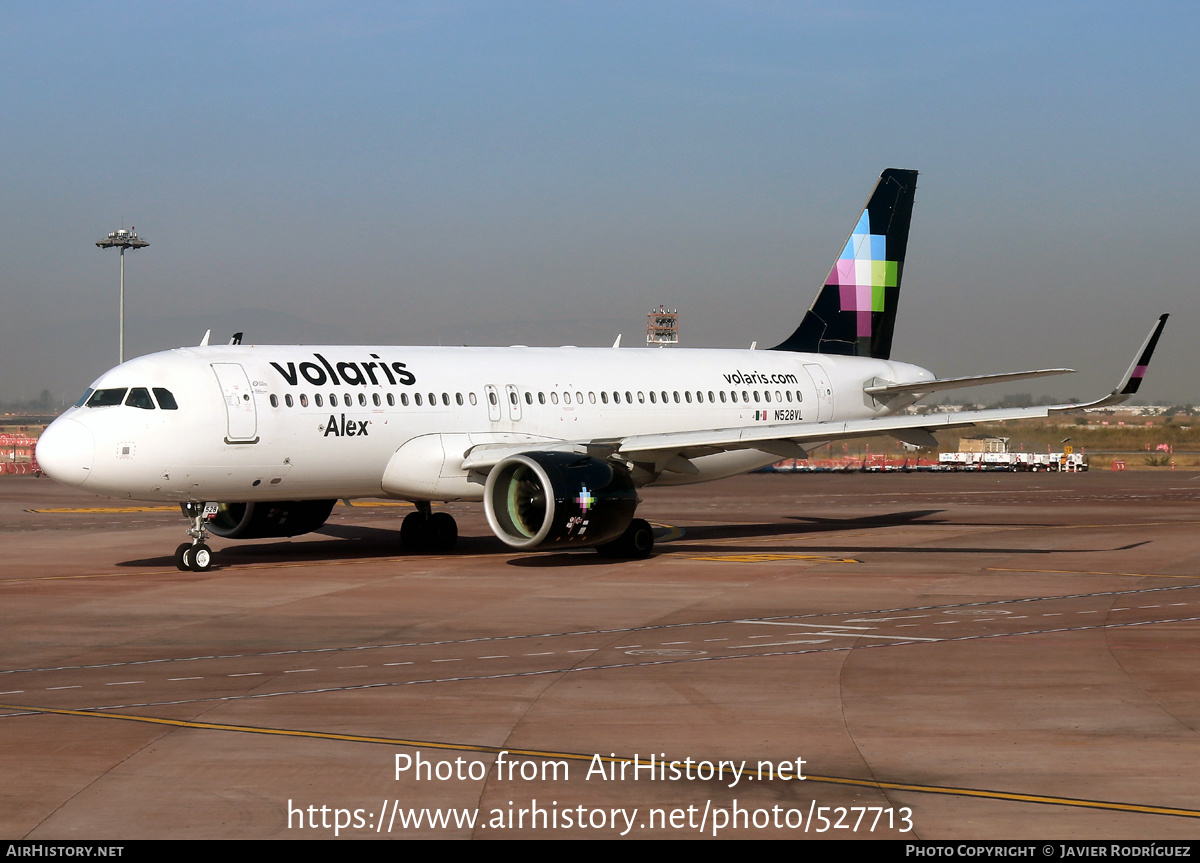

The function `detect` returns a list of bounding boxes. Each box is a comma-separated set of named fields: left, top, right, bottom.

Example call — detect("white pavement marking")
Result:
left=736, top=620, right=875, bottom=630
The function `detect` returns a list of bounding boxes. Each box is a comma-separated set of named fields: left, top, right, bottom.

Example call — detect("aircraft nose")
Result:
left=36, top=418, right=95, bottom=487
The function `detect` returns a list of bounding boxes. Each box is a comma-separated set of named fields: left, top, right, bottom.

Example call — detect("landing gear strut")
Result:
left=175, top=502, right=215, bottom=572
left=400, top=503, right=458, bottom=553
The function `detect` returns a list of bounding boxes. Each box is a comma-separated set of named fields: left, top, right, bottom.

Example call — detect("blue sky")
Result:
left=2, top=2, right=1197, bottom=404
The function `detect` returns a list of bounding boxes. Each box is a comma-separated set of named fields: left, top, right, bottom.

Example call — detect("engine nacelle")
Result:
left=484, top=453, right=638, bottom=550
left=200, top=500, right=338, bottom=539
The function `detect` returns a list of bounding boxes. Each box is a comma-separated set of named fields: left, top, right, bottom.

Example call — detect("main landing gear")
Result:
left=401, top=503, right=458, bottom=553
left=175, top=502, right=215, bottom=572
left=596, top=518, right=655, bottom=559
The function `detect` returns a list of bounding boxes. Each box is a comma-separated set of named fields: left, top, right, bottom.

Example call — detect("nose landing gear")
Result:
left=175, top=503, right=215, bottom=571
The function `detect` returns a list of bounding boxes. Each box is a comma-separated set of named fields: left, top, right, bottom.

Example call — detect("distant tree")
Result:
left=0, top=390, right=58, bottom=413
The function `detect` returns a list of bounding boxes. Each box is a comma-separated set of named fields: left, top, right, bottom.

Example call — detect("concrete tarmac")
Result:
left=2, top=470, right=1199, bottom=839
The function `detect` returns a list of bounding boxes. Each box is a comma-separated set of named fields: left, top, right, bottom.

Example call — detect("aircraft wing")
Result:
left=460, top=315, right=1168, bottom=474
left=617, top=405, right=1057, bottom=461
left=461, top=402, right=1063, bottom=474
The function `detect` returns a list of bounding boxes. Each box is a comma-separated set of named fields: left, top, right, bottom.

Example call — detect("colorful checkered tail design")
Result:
left=770, top=168, right=918, bottom=360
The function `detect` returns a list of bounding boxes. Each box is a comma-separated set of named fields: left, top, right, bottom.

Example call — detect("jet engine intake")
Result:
left=484, top=453, right=638, bottom=549
left=200, top=500, right=338, bottom=539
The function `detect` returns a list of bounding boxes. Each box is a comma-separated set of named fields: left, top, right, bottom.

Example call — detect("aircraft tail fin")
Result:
left=770, top=168, right=918, bottom=359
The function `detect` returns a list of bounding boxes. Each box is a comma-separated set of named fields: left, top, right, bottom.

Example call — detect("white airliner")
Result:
left=36, top=170, right=1167, bottom=571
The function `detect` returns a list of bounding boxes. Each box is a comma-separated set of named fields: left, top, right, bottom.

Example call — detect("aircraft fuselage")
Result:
left=39, top=344, right=933, bottom=503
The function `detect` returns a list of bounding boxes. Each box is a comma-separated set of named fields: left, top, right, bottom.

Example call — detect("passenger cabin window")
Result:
left=299, top=394, right=309, bottom=407
left=285, top=394, right=294, bottom=407
left=315, top=394, right=324, bottom=407
left=387, top=394, right=395, bottom=406
left=401, top=393, right=410, bottom=406
left=87, top=388, right=127, bottom=407
left=270, top=394, right=279, bottom=408
left=469, top=393, right=477, bottom=405
left=125, top=388, right=155, bottom=410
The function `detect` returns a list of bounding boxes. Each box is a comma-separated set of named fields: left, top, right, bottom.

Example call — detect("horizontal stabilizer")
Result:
left=864, top=368, right=1075, bottom=397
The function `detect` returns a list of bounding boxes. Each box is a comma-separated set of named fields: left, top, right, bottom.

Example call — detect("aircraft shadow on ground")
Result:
left=506, top=540, right=1149, bottom=567
left=113, top=512, right=1151, bottom=569
left=780, top=511, right=1067, bottom=530
left=115, top=523, right=501, bottom=568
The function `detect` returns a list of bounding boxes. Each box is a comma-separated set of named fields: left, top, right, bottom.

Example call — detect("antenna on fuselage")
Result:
left=198, top=329, right=211, bottom=347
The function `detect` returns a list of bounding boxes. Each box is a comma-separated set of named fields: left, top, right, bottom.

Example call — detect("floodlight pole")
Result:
left=96, top=227, right=149, bottom=364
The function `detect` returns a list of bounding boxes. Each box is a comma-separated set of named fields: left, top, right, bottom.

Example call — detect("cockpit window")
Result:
left=86, top=388, right=128, bottom=407
left=126, top=388, right=155, bottom=410
left=153, top=388, right=178, bottom=410
left=74, top=388, right=95, bottom=408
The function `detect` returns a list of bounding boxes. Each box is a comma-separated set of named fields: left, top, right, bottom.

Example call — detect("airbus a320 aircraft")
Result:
left=36, top=170, right=1167, bottom=572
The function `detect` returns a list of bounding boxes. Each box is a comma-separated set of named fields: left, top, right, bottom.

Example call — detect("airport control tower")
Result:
left=646, top=305, right=679, bottom=347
